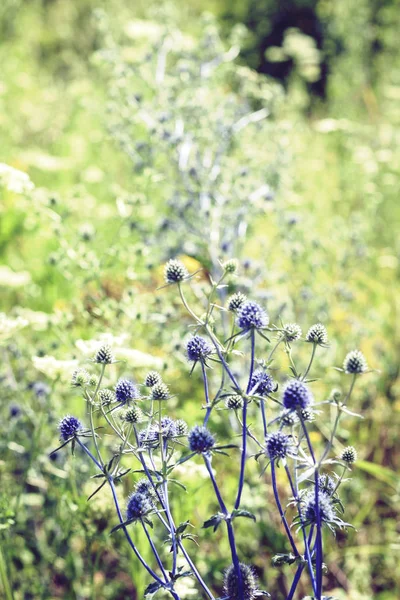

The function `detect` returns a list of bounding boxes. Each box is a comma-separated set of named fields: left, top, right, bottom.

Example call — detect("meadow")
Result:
left=0, top=1, right=399, bottom=599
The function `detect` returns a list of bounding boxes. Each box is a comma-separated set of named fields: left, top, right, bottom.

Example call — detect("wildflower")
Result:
left=283, top=323, right=302, bottom=342
left=225, top=395, right=244, bottom=410
left=138, top=428, right=159, bottom=447
left=306, top=324, right=328, bottom=346
left=175, top=419, right=188, bottom=436
left=280, top=409, right=299, bottom=427
left=59, top=415, right=83, bottom=441
left=340, top=446, right=357, bottom=464
left=222, top=258, right=238, bottom=274
left=71, top=368, right=90, bottom=387
left=249, top=369, right=275, bottom=395
left=236, top=301, right=269, bottom=331
left=300, top=407, right=315, bottom=422
left=159, top=416, right=178, bottom=439
left=115, top=379, right=140, bottom=404
left=95, top=344, right=115, bottom=364
left=98, top=389, right=115, bottom=405
left=126, top=492, right=152, bottom=522
left=186, top=335, right=213, bottom=363
left=164, top=259, right=189, bottom=284
left=343, top=350, right=367, bottom=374
left=223, top=563, right=258, bottom=600
left=134, top=478, right=156, bottom=501
left=121, top=406, right=142, bottom=423
left=266, top=431, right=295, bottom=460
left=144, top=371, right=162, bottom=387
left=228, top=291, right=247, bottom=312
left=283, top=380, right=313, bottom=410
left=88, top=374, right=99, bottom=387
left=303, top=491, right=335, bottom=524
left=150, top=382, right=170, bottom=400
left=188, top=425, right=215, bottom=453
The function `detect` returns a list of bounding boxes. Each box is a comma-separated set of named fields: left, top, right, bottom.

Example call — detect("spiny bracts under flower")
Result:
left=115, top=379, right=139, bottom=404
left=175, top=419, right=188, bottom=436
left=98, top=389, right=115, bottom=405
left=343, top=350, right=367, bottom=374
left=164, top=259, right=189, bottom=283
left=228, top=291, right=247, bottom=312
left=318, top=474, right=336, bottom=496
left=340, top=446, right=357, bottom=464
left=283, top=323, right=302, bottom=342
left=59, top=415, right=83, bottom=441
left=126, top=492, right=152, bottom=521
left=283, top=380, right=313, bottom=410
left=223, top=563, right=258, bottom=600
left=236, top=300, right=269, bottom=331
left=122, top=405, right=142, bottom=423
left=280, top=409, right=299, bottom=427
left=303, top=491, right=335, bottom=524
left=225, top=394, right=244, bottom=410
left=186, top=335, right=213, bottom=363
left=144, top=371, right=163, bottom=387
left=94, top=344, right=114, bottom=364
left=222, top=258, right=238, bottom=274
left=71, top=368, right=90, bottom=387
left=188, top=425, right=215, bottom=453
left=266, top=431, right=295, bottom=460
left=250, top=369, right=275, bottom=396
left=134, top=478, right=156, bottom=501
left=306, top=323, right=328, bottom=346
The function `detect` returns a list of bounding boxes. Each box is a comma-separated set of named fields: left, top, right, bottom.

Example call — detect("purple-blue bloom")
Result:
left=283, top=380, right=313, bottom=410
left=188, top=425, right=215, bottom=453
left=236, top=300, right=269, bottom=331
left=59, top=415, right=83, bottom=440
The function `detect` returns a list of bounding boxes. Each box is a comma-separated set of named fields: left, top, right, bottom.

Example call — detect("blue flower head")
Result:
left=318, top=474, right=336, bottom=496
left=249, top=369, right=275, bottom=396
left=236, top=301, right=269, bottom=331
left=303, top=491, right=335, bottom=524
left=186, top=335, right=213, bottom=363
left=188, top=425, right=215, bottom=453
left=159, top=416, right=177, bottom=439
left=115, top=379, right=139, bottom=404
left=59, top=415, right=83, bottom=440
left=164, top=259, right=189, bottom=284
left=283, top=380, right=313, bottom=411
left=126, top=492, right=152, bottom=521
left=223, top=563, right=258, bottom=600
left=266, top=431, right=295, bottom=460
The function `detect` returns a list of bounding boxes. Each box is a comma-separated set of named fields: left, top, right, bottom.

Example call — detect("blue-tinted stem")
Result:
left=286, top=563, right=305, bottom=600
left=76, top=440, right=164, bottom=586
left=201, top=361, right=212, bottom=426
left=142, top=520, right=169, bottom=582
left=270, top=460, right=299, bottom=556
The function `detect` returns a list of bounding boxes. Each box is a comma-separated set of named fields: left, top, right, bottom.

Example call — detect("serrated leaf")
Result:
left=231, top=509, right=256, bottom=522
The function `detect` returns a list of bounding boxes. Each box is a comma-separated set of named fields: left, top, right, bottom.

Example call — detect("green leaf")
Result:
left=203, top=513, right=223, bottom=532
left=231, top=509, right=256, bottom=522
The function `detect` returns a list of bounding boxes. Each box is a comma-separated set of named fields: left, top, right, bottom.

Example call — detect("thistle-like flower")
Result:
left=71, top=368, right=90, bottom=387
left=318, top=474, right=336, bottom=496
left=225, top=394, right=244, bottom=410
left=134, top=478, right=156, bottom=502
left=188, top=425, right=215, bottom=453
left=228, top=291, right=247, bottom=312
left=266, top=431, right=295, bottom=460
left=98, top=389, right=115, bottom=405
left=223, top=563, right=259, bottom=600
left=126, top=492, right=152, bottom=522
left=222, top=258, right=238, bottom=274
left=306, top=323, right=328, bottom=346
left=249, top=369, right=275, bottom=396
left=280, top=409, right=299, bottom=427
left=115, top=379, right=140, bottom=404
left=150, top=382, right=170, bottom=401
left=283, top=380, right=313, bottom=410
left=236, top=300, right=269, bottom=331
left=186, top=335, right=213, bottom=363
left=175, top=419, right=188, bottom=436
left=122, top=405, right=142, bottom=423
left=59, top=415, right=83, bottom=441
left=343, top=350, right=367, bottom=374
left=283, top=323, right=302, bottom=342
left=302, top=491, right=335, bottom=524
left=94, top=344, right=115, bottom=364
left=340, top=446, right=357, bottom=464
left=144, top=371, right=163, bottom=387
left=164, top=259, right=189, bottom=284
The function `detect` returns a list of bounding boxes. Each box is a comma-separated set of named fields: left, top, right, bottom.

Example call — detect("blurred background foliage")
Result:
left=0, top=0, right=399, bottom=598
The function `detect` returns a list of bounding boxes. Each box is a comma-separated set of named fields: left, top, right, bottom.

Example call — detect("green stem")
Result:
left=0, top=545, right=13, bottom=600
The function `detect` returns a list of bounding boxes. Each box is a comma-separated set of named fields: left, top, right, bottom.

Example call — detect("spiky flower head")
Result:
left=71, top=368, right=90, bottom=387
left=150, top=382, right=170, bottom=401
left=303, top=491, right=335, bottom=524
left=164, top=259, right=189, bottom=284
left=144, top=371, right=163, bottom=387
left=280, top=409, right=299, bottom=427
left=94, top=344, right=114, bottom=364
left=186, top=335, right=213, bottom=363
left=225, top=394, right=244, bottom=410
left=236, top=300, right=269, bottom=331
left=88, top=374, right=99, bottom=387
left=329, top=388, right=342, bottom=403
left=122, top=405, right=142, bottom=424
left=175, top=419, right=188, bottom=436
left=283, top=323, right=302, bottom=342
left=188, top=425, right=215, bottom=453
left=98, top=389, right=115, bottom=405
left=343, top=350, right=367, bottom=374
left=318, top=474, right=336, bottom=496
left=283, top=380, right=313, bottom=411
left=134, top=478, right=156, bottom=501
left=266, top=431, right=295, bottom=460
left=228, top=291, right=247, bottom=312
left=126, top=492, right=152, bottom=522
left=222, top=258, right=238, bottom=274
left=223, top=563, right=258, bottom=600
left=159, top=416, right=178, bottom=439
left=115, top=379, right=140, bottom=404
left=340, top=446, right=357, bottom=464
left=300, top=407, right=315, bottom=422
left=249, top=369, right=275, bottom=396
left=138, top=428, right=159, bottom=447
left=306, top=323, right=328, bottom=346
left=59, top=415, right=83, bottom=441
